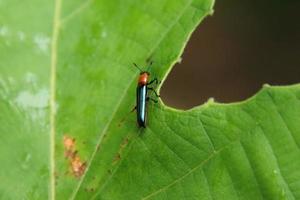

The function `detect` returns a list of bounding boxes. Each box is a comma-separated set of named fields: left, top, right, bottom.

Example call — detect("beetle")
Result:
left=133, top=63, right=160, bottom=128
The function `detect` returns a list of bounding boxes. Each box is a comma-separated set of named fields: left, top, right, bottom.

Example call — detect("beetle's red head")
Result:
left=138, top=72, right=150, bottom=85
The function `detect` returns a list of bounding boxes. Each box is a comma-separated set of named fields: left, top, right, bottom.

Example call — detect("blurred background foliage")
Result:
left=161, top=0, right=300, bottom=109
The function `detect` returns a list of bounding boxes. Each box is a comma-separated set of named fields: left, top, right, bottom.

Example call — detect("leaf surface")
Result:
left=1, top=0, right=300, bottom=199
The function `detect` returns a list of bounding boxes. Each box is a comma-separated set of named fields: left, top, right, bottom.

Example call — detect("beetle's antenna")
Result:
left=133, top=63, right=143, bottom=72
left=146, top=61, right=153, bottom=72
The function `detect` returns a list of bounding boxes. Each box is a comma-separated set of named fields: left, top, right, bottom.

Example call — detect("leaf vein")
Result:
left=61, top=0, right=94, bottom=24
left=266, top=91, right=300, bottom=149
left=141, top=149, right=221, bottom=200
left=239, top=141, right=265, bottom=199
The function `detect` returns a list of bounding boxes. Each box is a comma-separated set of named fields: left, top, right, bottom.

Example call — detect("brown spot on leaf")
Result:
left=96, top=145, right=101, bottom=152
left=63, top=135, right=86, bottom=178
left=84, top=187, right=95, bottom=192
left=113, top=153, right=121, bottom=164
left=63, top=135, right=76, bottom=159
left=111, top=136, right=131, bottom=165
left=121, top=137, right=129, bottom=148
left=71, top=156, right=87, bottom=178
left=63, top=135, right=75, bottom=150
left=54, top=171, right=59, bottom=180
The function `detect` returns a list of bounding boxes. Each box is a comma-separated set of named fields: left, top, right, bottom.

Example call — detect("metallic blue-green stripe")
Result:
left=136, top=85, right=147, bottom=127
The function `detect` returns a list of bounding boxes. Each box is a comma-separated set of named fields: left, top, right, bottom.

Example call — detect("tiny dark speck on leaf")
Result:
left=113, top=153, right=121, bottom=163
left=54, top=171, right=59, bottom=179
left=84, top=187, right=95, bottom=192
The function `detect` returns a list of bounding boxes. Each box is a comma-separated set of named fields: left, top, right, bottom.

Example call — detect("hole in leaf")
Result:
left=161, top=0, right=300, bottom=109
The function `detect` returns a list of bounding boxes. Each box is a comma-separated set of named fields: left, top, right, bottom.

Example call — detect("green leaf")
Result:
left=1, top=0, right=300, bottom=199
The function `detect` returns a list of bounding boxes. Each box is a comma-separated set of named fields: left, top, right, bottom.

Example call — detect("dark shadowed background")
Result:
left=161, top=0, right=300, bottom=109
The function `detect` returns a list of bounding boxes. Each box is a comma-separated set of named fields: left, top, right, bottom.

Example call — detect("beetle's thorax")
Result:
left=138, top=72, right=149, bottom=85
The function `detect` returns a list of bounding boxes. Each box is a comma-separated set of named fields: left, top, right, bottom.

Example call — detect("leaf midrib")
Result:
left=50, top=0, right=62, bottom=199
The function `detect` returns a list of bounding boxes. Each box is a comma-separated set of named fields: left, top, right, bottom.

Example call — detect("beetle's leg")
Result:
left=147, top=87, right=160, bottom=98
left=146, top=97, right=158, bottom=103
left=131, top=106, right=137, bottom=112
left=147, top=78, right=160, bottom=86
left=118, top=106, right=137, bottom=127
